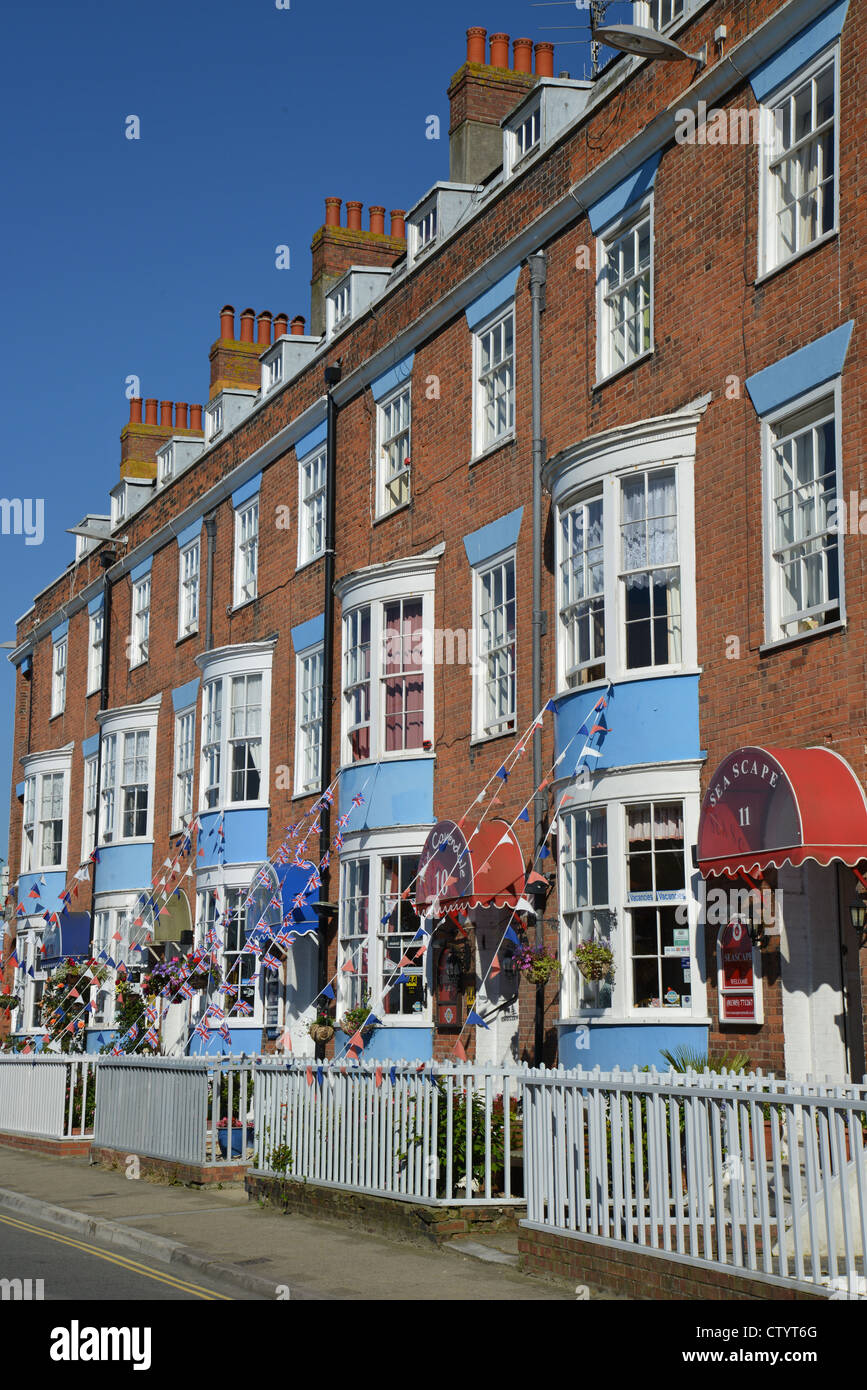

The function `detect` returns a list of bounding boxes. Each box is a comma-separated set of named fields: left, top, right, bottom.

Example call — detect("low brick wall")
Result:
left=246, top=1170, right=525, bottom=1245
left=518, top=1224, right=828, bottom=1301
left=0, top=1131, right=93, bottom=1159
left=90, top=1144, right=249, bottom=1186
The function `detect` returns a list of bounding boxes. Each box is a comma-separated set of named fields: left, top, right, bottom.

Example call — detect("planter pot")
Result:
left=309, top=1024, right=335, bottom=1044
left=187, top=973, right=209, bottom=990
left=217, top=1124, right=255, bottom=1158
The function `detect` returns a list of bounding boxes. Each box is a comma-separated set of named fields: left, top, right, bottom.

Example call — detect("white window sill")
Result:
left=756, top=228, right=839, bottom=288
left=198, top=802, right=270, bottom=816
left=295, top=553, right=325, bottom=576
left=759, top=618, right=845, bottom=656
left=470, top=727, right=517, bottom=749
left=340, top=751, right=435, bottom=771
left=340, top=1018, right=432, bottom=1029
left=557, top=1015, right=712, bottom=1027
left=48, top=711, right=65, bottom=722
left=85, top=687, right=100, bottom=699
left=373, top=500, right=411, bottom=526
left=230, top=597, right=257, bottom=614
left=176, top=630, right=198, bottom=646
left=594, top=348, right=653, bottom=391
left=292, top=787, right=322, bottom=802
left=470, top=431, right=516, bottom=466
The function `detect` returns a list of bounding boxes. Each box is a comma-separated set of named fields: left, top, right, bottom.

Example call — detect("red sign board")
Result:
left=717, top=921, right=761, bottom=1024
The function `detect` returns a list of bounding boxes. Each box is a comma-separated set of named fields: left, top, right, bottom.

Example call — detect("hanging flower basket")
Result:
left=575, top=941, right=615, bottom=982
left=0, top=995, right=19, bottom=1011
left=515, top=945, right=561, bottom=987
left=308, top=1022, right=335, bottom=1044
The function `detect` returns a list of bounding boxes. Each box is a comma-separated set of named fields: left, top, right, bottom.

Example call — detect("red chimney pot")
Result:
left=346, top=201, right=363, bottom=232
left=325, top=196, right=342, bottom=227
left=129, top=398, right=143, bottom=425
left=466, top=27, right=486, bottom=64
left=190, top=404, right=203, bottom=431
left=534, top=41, right=555, bottom=77
left=144, top=398, right=158, bottom=425
left=160, top=400, right=173, bottom=428
left=239, top=308, right=255, bottom=344
left=273, top=313, right=289, bottom=338
left=513, top=37, right=533, bottom=73
left=257, top=310, right=272, bottom=346
left=390, top=209, right=406, bottom=240
left=290, top=315, right=306, bottom=336
left=369, top=205, right=386, bottom=235
left=489, top=32, right=509, bottom=68
left=175, top=402, right=189, bottom=430
left=220, top=304, right=235, bottom=340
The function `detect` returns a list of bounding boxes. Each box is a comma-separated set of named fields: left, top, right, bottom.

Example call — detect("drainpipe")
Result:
left=528, top=250, right=547, bottom=1067
left=91, top=554, right=115, bottom=921
left=318, top=364, right=342, bottom=1009
left=203, top=514, right=217, bottom=652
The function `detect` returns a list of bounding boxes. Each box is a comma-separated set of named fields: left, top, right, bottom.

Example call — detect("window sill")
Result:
left=292, top=787, right=322, bottom=802
left=85, top=688, right=101, bottom=700
left=340, top=751, right=436, bottom=772
left=594, top=349, right=653, bottom=391
left=469, top=432, right=516, bottom=467
left=340, top=1018, right=432, bottom=1029
left=759, top=618, right=845, bottom=657
left=229, top=597, right=257, bottom=614
left=755, top=228, right=839, bottom=289
left=198, top=802, right=270, bottom=815
left=176, top=631, right=199, bottom=647
left=295, top=554, right=325, bottom=576
left=373, top=500, right=412, bottom=526
left=129, top=661, right=149, bottom=672
left=470, top=727, right=517, bottom=749
left=557, top=1015, right=712, bottom=1027
left=48, top=711, right=65, bottom=722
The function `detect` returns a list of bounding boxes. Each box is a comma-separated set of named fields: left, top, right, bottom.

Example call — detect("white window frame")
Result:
left=412, top=205, right=438, bottom=258
left=472, top=304, right=516, bottom=457
left=206, top=401, right=223, bottom=441
left=96, top=698, right=160, bottom=846
left=596, top=198, right=654, bottom=384
left=649, top=0, right=686, bottom=30
left=758, top=46, right=839, bottom=281
left=233, top=497, right=259, bottom=606
left=297, top=449, right=326, bottom=567
left=761, top=380, right=843, bottom=645
left=91, top=895, right=141, bottom=1024
left=178, top=539, right=201, bottom=639
left=267, top=355, right=283, bottom=391
left=195, top=643, right=274, bottom=813
left=130, top=575, right=151, bottom=668
left=173, top=706, right=196, bottom=831
left=376, top=383, right=411, bottom=518
left=87, top=609, right=104, bottom=695
left=327, top=282, right=351, bottom=338
left=50, top=635, right=67, bottom=718
left=19, top=746, right=73, bottom=876
left=557, top=764, right=705, bottom=1023
left=337, top=830, right=431, bottom=1026
left=158, top=445, right=174, bottom=485
left=549, top=414, right=699, bottom=689
left=339, top=557, right=440, bottom=766
left=514, top=104, right=540, bottom=164
left=195, top=869, right=270, bottom=1028
left=471, top=547, right=517, bottom=741
left=294, top=643, right=324, bottom=797
left=13, top=929, right=47, bottom=1036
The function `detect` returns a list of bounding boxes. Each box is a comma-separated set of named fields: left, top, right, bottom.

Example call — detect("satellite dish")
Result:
left=592, top=23, right=705, bottom=64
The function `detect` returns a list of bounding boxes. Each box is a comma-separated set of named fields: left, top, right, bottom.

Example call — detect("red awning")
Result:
left=697, top=745, right=867, bottom=878
left=415, top=818, right=525, bottom=913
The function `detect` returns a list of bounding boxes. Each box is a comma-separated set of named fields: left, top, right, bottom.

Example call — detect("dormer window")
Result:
left=206, top=401, right=223, bottom=441
left=332, top=284, right=350, bottom=326
left=415, top=207, right=437, bottom=254
left=649, top=0, right=685, bottom=30
left=515, top=106, right=540, bottom=163
left=158, top=446, right=173, bottom=485
left=112, top=491, right=126, bottom=528
left=267, top=355, right=283, bottom=390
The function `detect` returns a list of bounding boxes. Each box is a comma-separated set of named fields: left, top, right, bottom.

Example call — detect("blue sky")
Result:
left=0, top=0, right=629, bottom=864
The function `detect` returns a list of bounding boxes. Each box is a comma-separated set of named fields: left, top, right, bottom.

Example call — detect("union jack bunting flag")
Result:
left=262, top=953, right=281, bottom=971
left=337, top=814, right=350, bottom=829
left=144, top=1027, right=160, bottom=1049
left=145, top=1005, right=157, bottom=1024
left=205, top=1004, right=225, bottom=1021
left=193, top=1019, right=209, bottom=1041
left=334, top=834, right=344, bottom=850
left=351, top=793, right=364, bottom=807
left=178, top=983, right=194, bottom=1001
left=321, top=787, right=334, bottom=806
left=235, top=1000, right=253, bottom=1016
left=221, top=983, right=238, bottom=997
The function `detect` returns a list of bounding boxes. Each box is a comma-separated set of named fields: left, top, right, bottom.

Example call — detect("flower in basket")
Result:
left=574, top=938, right=615, bottom=982
left=515, top=944, right=561, bottom=986
left=338, top=992, right=378, bottom=1037
left=0, top=993, right=20, bottom=1010
left=217, top=1117, right=247, bottom=1129
left=307, top=1007, right=335, bottom=1043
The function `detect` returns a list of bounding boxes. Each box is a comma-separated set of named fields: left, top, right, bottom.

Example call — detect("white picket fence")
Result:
left=522, top=1067, right=867, bottom=1298
left=0, top=1056, right=97, bottom=1141
left=253, top=1058, right=524, bottom=1204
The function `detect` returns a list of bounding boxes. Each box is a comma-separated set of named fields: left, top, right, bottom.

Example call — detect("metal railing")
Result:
left=252, top=1058, right=525, bottom=1205
left=0, top=1056, right=97, bottom=1142
left=522, top=1067, right=867, bottom=1299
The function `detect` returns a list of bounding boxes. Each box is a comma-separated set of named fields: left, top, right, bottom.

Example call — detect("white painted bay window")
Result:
left=82, top=753, right=98, bottom=859
left=19, top=748, right=72, bottom=874
left=559, top=496, right=605, bottom=686
left=196, top=644, right=273, bottom=812
left=620, top=468, right=681, bottom=669
left=338, top=837, right=428, bottom=1023
left=198, top=888, right=260, bottom=1021
left=561, top=806, right=612, bottom=1013
left=97, top=698, right=160, bottom=845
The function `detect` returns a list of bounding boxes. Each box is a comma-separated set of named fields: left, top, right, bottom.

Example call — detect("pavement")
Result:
left=0, top=1147, right=573, bottom=1301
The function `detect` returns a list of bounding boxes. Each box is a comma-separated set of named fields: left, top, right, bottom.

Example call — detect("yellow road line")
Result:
left=0, top=1211, right=233, bottom=1299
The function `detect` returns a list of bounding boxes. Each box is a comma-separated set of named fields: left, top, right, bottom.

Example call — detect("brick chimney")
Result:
left=310, top=197, right=406, bottom=337
left=448, top=28, right=542, bottom=184
left=208, top=304, right=273, bottom=398
left=120, top=396, right=204, bottom=481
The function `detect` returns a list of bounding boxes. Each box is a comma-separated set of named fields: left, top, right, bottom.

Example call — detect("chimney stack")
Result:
left=120, top=393, right=203, bottom=483
left=210, top=304, right=278, bottom=396
left=449, top=25, right=542, bottom=184
left=309, top=195, right=407, bottom=337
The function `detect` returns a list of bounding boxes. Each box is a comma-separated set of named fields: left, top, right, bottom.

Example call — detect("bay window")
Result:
left=97, top=698, right=160, bottom=845
left=620, top=468, right=681, bottom=669
left=343, top=607, right=372, bottom=762
left=19, top=751, right=71, bottom=874
left=561, top=807, right=612, bottom=1013
left=338, top=858, right=370, bottom=1012
left=627, top=801, right=689, bottom=1010
left=560, top=497, right=605, bottom=687
left=383, top=598, right=424, bottom=752
left=198, top=888, right=259, bottom=1020
left=338, top=843, right=428, bottom=1022
left=229, top=674, right=262, bottom=801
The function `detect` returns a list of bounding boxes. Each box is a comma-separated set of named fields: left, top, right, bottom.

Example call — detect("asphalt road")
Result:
left=0, top=1210, right=263, bottom=1301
